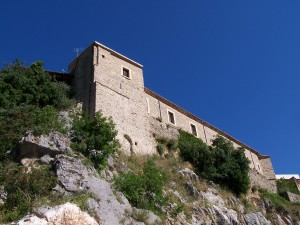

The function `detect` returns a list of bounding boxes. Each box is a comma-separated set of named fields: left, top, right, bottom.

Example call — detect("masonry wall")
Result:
left=69, top=42, right=277, bottom=193
left=249, top=169, right=277, bottom=193
left=68, top=46, right=94, bottom=114
left=145, top=91, right=263, bottom=173
left=92, top=45, right=155, bottom=154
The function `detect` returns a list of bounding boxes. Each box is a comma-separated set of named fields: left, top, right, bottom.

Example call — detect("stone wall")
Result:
left=68, top=46, right=94, bottom=114
left=286, top=191, right=300, bottom=202
left=260, top=157, right=276, bottom=180
left=92, top=44, right=155, bottom=155
left=249, top=169, right=277, bottom=193
left=69, top=42, right=277, bottom=193
left=145, top=89, right=265, bottom=174
left=150, top=117, right=179, bottom=140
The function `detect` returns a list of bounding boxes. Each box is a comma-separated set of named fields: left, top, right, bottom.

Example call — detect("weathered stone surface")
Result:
left=53, top=154, right=160, bottom=225
left=14, top=202, right=98, bottom=225
left=0, top=186, right=7, bottom=206
left=244, top=212, right=271, bottom=225
left=212, top=205, right=239, bottom=225
left=39, top=154, right=54, bottom=164
left=179, top=168, right=199, bottom=182
left=54, top=155, right=92, bottom=192
left=132, top=207, right=162, bottom=225
left=199, top=189, right=225, bottom=207
left=185, top=183, right=201, bottom=197
left=13, top=131, right=71, bottom=160
left=286, top=191, right=300, bottom=203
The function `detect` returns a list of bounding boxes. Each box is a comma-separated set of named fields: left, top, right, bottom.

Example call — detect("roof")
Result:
left=145, top=87, right=270, bottom=159
left=68, top=41, right=143, bottom=69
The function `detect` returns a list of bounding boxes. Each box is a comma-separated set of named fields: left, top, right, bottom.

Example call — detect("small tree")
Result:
left=178, top=131, right=250, bottom=195
left=71, top=111, right=119, bottom=169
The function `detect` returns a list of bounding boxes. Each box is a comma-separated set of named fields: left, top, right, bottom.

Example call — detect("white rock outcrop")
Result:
left=14, top=203, right=98, bottom=225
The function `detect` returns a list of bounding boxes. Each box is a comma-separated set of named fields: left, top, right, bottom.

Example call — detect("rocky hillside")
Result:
left=0, top=121, right=299, bottom=225
left=0, top=62, right=299, bottom=225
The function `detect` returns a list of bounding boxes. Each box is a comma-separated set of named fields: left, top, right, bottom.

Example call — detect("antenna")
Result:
left=74, top=48, right=83, bottom=57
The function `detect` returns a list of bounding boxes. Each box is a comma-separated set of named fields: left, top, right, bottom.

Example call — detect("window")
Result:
left=190, top=123, right=197, bottom=136
left=122, top=67, right=130, bottom=78
left=168, top=111, right=175, bottom=124
left=257, top=164, right=261, bottom=171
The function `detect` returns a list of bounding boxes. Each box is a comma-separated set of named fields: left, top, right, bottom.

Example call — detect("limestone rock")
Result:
left=39, top=155, right=54, bottom=164
left=131, top=207, right=162, bottom=225
left=179, top=168, right=199, bottom=182
left=199, top=189, right=225, bottom=207
left=13, top=131, right=71, bottom=160
left=14, top=202, right=98, bottom=225
left=244, top=212, right=271, bottom=225
left=0, top=186, right=7, bottom=206
left=54, top=154, right=155, bottom=225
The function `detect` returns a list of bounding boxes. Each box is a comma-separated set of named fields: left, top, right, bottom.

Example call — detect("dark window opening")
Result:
left=168, top=111, right=175, bottom=124
left=123, top=68, right=130, bottom=78
left=191, top=124, right=197, bottom=136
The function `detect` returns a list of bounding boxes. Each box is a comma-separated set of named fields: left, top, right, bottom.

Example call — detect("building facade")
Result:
left=68, top=41, right=277, bottom=192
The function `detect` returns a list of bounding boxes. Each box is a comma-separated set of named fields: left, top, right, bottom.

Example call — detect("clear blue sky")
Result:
left=1, top=1, right=299, bottom=174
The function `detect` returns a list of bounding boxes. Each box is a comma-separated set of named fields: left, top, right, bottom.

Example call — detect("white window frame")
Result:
left=189, top=122, right=198, bottom=137
left=167, top=109, right=176, bottom=125
left=257, top=163, right=261, bottom=171
left=121, top=66, right=131, bottom=79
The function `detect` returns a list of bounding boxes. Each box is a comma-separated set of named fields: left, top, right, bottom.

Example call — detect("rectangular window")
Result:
left=190, top=123, right=197, bottom=136
left=122, top=67, right=130, bottom=78
left=257, top=164, right=261, bottom=171
left=168, top=111, right=175, bottom=124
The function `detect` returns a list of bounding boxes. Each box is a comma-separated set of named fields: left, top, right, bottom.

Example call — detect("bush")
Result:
left=277, top=179, right=300, bottom=196
left=178, top=130, right=250, bottom=195
left=71, top=111, right=119, bottom=170
left=166, top=139, right=178, bottom=151
left=0, top=162, right=57, bottom=222
left=0, top=105, right=65, bottom=160
left=0, top=60, right=74, bottom=110
left=115, top=158, right=168, bottom=214
left=156, top=144, right=165, bottom=156
left=0, top=60, right=74, bottom=160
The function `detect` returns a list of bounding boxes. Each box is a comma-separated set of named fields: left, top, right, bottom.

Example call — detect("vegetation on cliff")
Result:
left=178, top=130, right=250, bottom=195
left=0, top=60, right=74, bottom=160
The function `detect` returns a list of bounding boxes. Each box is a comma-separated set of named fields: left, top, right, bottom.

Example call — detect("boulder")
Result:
left=179, top=168, right=199, bottom=182
left=54, top=154, right=154, bottom=225
left=13, top=131, right=71, bottom=160
left=14, top=202, right=98, bottom=225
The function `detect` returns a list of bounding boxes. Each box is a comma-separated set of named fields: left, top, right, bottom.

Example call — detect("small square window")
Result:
left=190, top=124, right=197, bottom=136
left=122, top=67, right=130, bottom=78
left=168, top=111, right=175, bottom=124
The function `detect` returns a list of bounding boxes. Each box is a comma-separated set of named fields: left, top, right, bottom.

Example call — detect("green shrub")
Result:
left=71, top=111, right=119, bottom=170
left=0, top=105, right=65, bottom=160
left=0, top=60, right=74, bottom=160
left=259, top=189, right=300, bottom=217
left=156, top=144, right=165, bottom=156
left=178, top=130, right=250, bottom=195
left=277, top=179, right=300, bottom=196
left=166, top=139, right=178, bottom=151
left=115, top=158, right=168, bottom=214
left=0, top=60, right=74, bottom=110
left=0, top=162, right=57, bottom=222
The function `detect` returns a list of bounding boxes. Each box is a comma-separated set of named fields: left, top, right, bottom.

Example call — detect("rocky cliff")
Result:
left=0, top=130, right=297, bottom=225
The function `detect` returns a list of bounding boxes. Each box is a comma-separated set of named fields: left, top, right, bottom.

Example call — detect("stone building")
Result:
left=68, top=41, right=277, bottom=192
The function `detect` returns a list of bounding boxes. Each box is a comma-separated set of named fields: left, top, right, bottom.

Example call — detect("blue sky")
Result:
left=1, top=1, right=299, bottom=174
